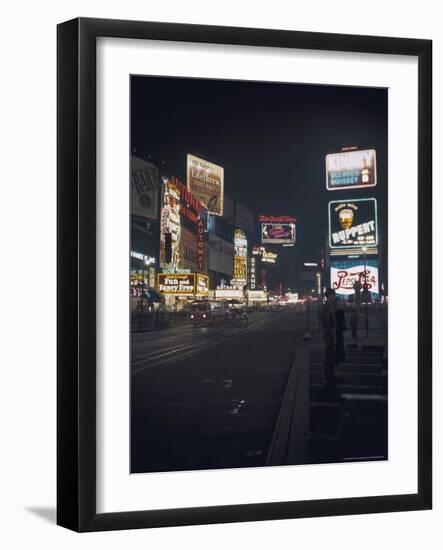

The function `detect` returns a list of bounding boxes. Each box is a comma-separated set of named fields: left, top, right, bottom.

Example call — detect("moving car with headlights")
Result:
left=189, top=300, right=229, bottom=326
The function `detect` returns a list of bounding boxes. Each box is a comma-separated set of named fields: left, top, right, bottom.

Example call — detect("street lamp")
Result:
left=304, top=296, right=311, bottom=340
left=362, top=246, right=369, bottom=338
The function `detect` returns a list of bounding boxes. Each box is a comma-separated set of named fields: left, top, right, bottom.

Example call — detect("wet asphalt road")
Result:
left=131, top=309, right=306, bottom=473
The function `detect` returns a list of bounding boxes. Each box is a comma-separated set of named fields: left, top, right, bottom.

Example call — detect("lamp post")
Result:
left=362, top=246, right=369, bottom=338
left=304, top=296, right=311, bottom=340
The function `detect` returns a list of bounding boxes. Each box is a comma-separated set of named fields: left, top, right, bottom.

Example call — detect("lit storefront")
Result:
left=246, top=289, right=268, bottom=305
left=130, top=251, right=157, bottom=311
left=214, top=286, right=245, bottom=301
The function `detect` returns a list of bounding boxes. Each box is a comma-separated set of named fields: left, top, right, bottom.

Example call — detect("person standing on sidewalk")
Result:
left=335, top=301, right=347, bottom=369
left=350, top=308, right=359, bottom=341
left=322, top=288, right=337, bottom=384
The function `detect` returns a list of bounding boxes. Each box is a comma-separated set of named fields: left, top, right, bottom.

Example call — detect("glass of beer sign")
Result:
left=329, top=198, right=378, bottom=249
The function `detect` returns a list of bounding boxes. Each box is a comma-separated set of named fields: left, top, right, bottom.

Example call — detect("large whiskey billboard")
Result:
left=187, top=154, right=224, bottom=216
left=326, top=149, right=377, bottom=191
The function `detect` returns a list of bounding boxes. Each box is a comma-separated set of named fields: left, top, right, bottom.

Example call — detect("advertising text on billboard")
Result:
left=187, top=154, right=224, bottom=216
left=261, top=222, right=296, bottom=245
left=158, top=273, right=195, bottom=295
left=330, top=259, right=379, bottom=296
left=329, top=198, right=378, bottom=249
left=326, top=149, right=377, bottom=190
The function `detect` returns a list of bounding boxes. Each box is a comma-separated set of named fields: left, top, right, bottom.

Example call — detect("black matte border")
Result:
left=57, top=17, right=432, bottom=532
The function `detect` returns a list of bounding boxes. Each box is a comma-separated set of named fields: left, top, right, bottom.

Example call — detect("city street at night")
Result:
left=131, top=308, right=306, bottom=473
left=129, top=74, right=388, bottom=474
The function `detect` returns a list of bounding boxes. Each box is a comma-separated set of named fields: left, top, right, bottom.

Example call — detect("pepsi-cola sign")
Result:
left=330, top=259, right=379, bottom=296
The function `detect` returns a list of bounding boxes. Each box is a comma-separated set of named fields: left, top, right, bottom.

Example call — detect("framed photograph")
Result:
left=57, top=17, right=432, bottom=532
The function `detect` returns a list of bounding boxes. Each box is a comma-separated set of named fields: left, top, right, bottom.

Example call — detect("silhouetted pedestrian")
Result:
left=335, top=303, right=347, bottom=368
left=350, top=309, right=359, bottom=341
left=322, top=288, right=337, bottom=384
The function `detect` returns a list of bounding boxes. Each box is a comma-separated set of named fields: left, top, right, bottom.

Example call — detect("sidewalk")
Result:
left=267, top=312, right=388, bottom=466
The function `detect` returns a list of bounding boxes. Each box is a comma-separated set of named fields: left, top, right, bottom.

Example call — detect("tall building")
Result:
left=207, top=196, right=235, bottom=290
left=130, top=156, right=161, bottom=312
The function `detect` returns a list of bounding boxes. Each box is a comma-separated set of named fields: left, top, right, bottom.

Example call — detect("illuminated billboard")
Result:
left=187, top=154, right=224, bottom=216
left=158, top=273, right=195, bottom=295
left=326, top=149, right=377, bottom=191
left=158, top=273, right=209, bottom=296
left=247, top=290, right=268, bottom=302
left=330, top=259, right=379, bottom=297
left=196, top=274, right=209, bottom=296
left=329, top=198, right=378, bottom=249
left=233, top=229, right=248, bottom=285
left=259, top=216, right=296, bottom=245
left=252, top=246, right=277, bottom=264
left=215, top=287, right=244, bottom=299
left=160, top=179, right=181, bottom=269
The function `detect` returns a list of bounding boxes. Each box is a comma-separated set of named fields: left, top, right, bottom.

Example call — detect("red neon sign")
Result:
left=258, top=215, right=296, bottom=223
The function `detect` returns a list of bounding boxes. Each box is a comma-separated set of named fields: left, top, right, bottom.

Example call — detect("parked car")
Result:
left=189, top=300, right=229, bottom=326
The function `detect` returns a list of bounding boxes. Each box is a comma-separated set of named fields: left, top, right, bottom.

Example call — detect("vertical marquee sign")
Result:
left=249, top=256, right=257, bottom=290
left=197, top=218, right=205, bottom=272
left=233, top=229, right=248, bottom=285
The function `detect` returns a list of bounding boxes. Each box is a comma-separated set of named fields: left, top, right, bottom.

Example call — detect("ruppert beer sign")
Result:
left=326, top=149, right=377, bottom=191
left=329, top=198, right=378, bottom=249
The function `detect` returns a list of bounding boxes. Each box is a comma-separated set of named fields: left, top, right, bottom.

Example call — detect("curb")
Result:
left=266, top=337, right=312, bottom=466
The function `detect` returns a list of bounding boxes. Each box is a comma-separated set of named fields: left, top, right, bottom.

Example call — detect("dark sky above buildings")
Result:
left=131, top=75, right=387, bottom=265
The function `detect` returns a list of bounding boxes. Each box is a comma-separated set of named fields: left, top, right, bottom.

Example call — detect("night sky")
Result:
left=131, top=75, right=387, bottom=266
